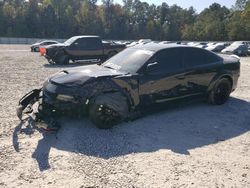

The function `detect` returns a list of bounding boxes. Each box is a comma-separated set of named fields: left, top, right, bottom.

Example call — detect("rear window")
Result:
left=184, top=48, right=221, bottom=67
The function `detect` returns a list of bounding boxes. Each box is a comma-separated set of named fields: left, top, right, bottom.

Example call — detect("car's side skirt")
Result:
left=155, top=93, right=203, bottom=103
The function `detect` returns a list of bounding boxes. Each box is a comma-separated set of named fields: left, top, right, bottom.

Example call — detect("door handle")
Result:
left=176, top=75, right=185, bottom=80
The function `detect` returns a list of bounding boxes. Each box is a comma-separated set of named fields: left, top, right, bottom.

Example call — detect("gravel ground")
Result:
left=0, top=45, right=249, bottom=188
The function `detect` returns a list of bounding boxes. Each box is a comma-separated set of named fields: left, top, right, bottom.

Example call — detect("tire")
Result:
left=89, top=93, right=129, bottom=129
left=208, top=78, right=232, bottom=105
left=55, top=55, right=69, bottom=65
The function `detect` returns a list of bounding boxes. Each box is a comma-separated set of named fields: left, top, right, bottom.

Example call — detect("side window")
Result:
left=148, top=48, right=183, bottom=74
left=77, top=38, right=87, bottom=50
left=75, top=38, right=87, bottom=49
left=184, top=48, right=220, bottom=67
left=85, top=38, right=102, bottom=50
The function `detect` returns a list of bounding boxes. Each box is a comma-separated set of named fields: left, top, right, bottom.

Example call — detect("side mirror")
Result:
left=146, top=62, right=159, bottom=72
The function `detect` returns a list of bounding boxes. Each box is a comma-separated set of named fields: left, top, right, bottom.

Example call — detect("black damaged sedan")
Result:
left=17, top=43, right=240, bottom=129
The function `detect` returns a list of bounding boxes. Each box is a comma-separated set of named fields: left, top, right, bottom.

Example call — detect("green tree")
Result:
left=189, top=3, right=230, bottom=40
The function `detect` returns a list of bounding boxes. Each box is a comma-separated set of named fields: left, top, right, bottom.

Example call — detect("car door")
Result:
left=183, top=47, right=222, bottom=95
left=139, top=48, right=187, bottom=105
left=83, top=38, right=103, bottom=59
left=66, top=38, right=103, bottom=60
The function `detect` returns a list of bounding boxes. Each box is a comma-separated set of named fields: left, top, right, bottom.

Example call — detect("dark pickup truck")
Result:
left=43, top=35, right=126, bottom=64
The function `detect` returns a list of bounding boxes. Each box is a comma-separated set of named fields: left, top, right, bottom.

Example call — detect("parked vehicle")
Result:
left=43, top=35, right=126, bottom=65
left=31, top=40, right=59, bottom=52
left=221, top=43, right=248, bottom=56
left=159, top=41, right=172, bottom=44
left=127, top=39, right=152, bottom=47
left=206, top=43, right=227, bottom=52
left=231, top=41, right=250, bottom=47
left=17, top=44, right=240, bottom=129
left=194, top=42, right=208, bottom=49
left=138, top=39, right=152, bottom=44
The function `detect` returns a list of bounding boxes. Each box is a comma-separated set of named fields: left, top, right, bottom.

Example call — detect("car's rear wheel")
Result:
left=88, top=93, right=129, bottom=129
left=208, top=78, right=232, bottom=105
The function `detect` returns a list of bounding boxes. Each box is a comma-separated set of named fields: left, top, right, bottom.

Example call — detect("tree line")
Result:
left=0, top=0, right=249, bottom=41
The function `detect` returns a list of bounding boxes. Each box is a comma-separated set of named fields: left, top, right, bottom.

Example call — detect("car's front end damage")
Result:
left=17, top=64, right=139, bottom=130
left=42, top=79, right=91, bottom=114
left=17, top=89, right=42, bottom=120
left=43, top=43, right=67, bottom=63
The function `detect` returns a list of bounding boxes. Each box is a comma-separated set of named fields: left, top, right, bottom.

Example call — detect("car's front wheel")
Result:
left=208, top=78, right=232, bottom=105
left=55, top=55, right=69, bottom=65
left=88, top=93, right=129, bottom=129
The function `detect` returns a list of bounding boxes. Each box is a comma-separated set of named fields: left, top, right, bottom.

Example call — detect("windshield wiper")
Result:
left=103, top=65, right=115, bottom=70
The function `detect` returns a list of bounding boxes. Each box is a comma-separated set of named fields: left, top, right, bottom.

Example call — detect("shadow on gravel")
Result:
left=13, top=117, right=37, bottom=152
left=13, top=97, right=250, bottom=171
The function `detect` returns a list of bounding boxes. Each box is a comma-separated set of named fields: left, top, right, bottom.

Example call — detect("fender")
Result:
left=84, top=76, right=139, bottom=112
left=111, top=76, right=140, bottom=110
left=207, top=72, right=233, bottom=94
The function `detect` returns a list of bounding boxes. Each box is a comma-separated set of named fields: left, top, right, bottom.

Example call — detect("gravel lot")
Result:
left=0, top=45, right=249, bottom=188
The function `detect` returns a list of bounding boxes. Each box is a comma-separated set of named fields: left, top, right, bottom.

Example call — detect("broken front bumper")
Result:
left=16, top=89, right=42, bottom=120
left=17, top=87, right=89, bottom=122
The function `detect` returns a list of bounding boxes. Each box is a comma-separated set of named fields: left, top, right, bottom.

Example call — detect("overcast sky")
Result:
left=112, top=0, right=236, bottom=12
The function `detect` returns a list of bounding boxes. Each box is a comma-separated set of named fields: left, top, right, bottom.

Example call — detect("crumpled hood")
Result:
left=50, top=64, right=125, bottom=86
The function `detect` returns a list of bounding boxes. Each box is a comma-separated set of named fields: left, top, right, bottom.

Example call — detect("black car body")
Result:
left=31, top=40, right=59, bottom=52
left=44, top=36, right=126, bottom=64
left=17, top=44, right=240, bottom=129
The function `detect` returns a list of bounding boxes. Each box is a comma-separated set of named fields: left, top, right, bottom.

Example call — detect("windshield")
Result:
left=102, top=48, right=154, bottom=73
left=64, top=36, right=78, bottom=45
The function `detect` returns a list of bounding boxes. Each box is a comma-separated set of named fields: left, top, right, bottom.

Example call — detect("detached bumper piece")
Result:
left=17, top=89, right=41, bottom=120
left=17, top=89, right=60, bottom=132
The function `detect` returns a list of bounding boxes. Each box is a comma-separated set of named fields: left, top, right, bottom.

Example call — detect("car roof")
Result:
left=71, top=35, right=100, bottom=40
left=130, top=43, right=192, bottom=52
